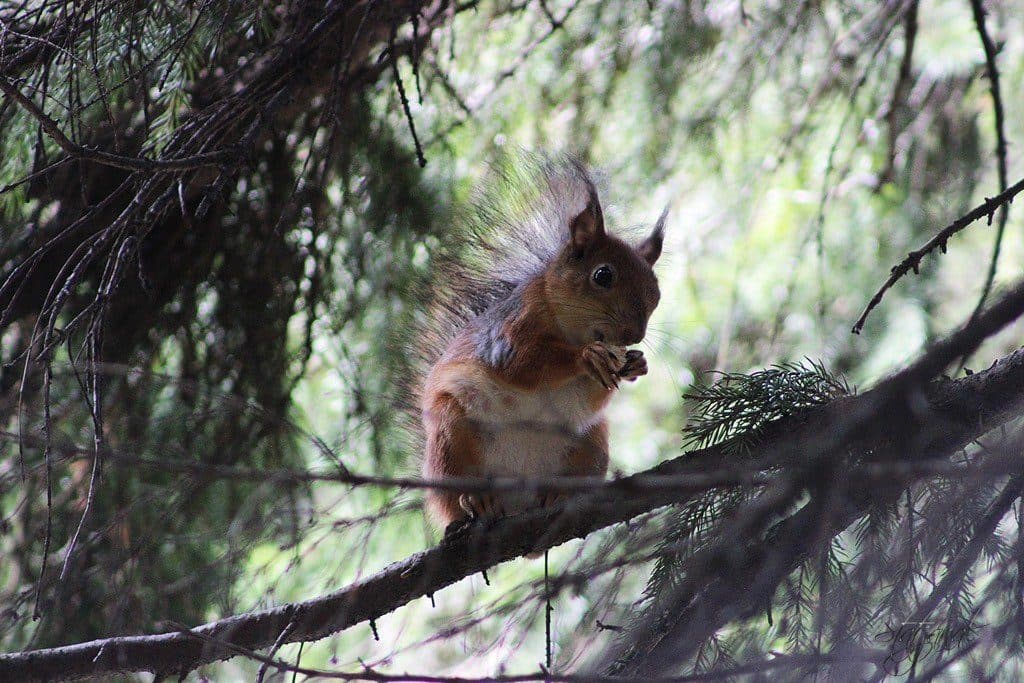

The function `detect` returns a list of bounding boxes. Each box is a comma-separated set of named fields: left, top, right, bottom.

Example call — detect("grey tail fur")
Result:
left=394, top=152, right=605, bottom=456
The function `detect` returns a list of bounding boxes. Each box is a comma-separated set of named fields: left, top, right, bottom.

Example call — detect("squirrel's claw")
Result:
left=442, top=518, right=472, bottom=539
left=618, top=349, right=648, bottom=381
left=537, top=490, right=567, bottom=509
left=582, top=342, right=625, bottom=390
left=459, top=492, right=505, bottom=520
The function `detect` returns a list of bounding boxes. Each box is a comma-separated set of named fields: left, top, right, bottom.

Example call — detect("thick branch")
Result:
left=603, top=274, right=1024, bottom=674
left=4, top=289, right=1024, bottom=680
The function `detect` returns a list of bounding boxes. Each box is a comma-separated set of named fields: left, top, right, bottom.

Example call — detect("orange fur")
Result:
left=565, top=420, right=610, bottom=476
left=421, top=390, right=484, bottom=527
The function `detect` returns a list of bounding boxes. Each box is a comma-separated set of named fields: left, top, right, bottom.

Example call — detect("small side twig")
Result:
left=538, top=0, right=563, bottom=29
left=31, top=361, right=54, bottom=620
left=256, top=610, right=299, bottom=683
left=389, top=21, right=426, bottom=168
left=878, top=0, right=918, bottom=186
left=545, top=550, right=553, bottom=670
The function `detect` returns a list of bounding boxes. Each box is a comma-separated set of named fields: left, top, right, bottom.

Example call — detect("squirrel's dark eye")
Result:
left=591, top=264, right=615, bottom=289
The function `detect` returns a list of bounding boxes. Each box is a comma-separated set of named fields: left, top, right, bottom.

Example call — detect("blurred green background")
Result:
left=2, top=0, right=1023, bottom=678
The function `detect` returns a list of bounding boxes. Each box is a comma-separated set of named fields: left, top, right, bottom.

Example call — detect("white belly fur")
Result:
left=448, top=373, right=604, bottom=480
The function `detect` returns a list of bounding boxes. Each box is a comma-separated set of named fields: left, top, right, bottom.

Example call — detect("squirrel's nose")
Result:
left=623, top=318, right=646, bottom=345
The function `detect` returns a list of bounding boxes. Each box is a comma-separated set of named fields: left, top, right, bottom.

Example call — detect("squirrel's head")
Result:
left=544, top=191, right=664, bottom=347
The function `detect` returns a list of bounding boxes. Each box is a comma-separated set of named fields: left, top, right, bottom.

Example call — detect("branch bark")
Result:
left=4, top=277, right=1024, bottom=681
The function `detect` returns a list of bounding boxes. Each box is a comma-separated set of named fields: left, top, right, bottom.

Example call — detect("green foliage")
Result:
left=612, top=360, right=850, bottom=674
left=682, top=360, right=850, bottom=453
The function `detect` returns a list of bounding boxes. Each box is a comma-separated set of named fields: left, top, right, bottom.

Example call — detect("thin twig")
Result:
left=256, top=610, right=299, bottom=683
left=390, top=20, right=426, bottom=167
left=878, top=0, right=918, bottom=186
left=546, top=550, right=553, bottom=670
left=852, top=176, right=1024, bottom=333
left=967, top=0, right=1010, bottom=320
left=0, top=76, right=240, bottom=172
left=114, top=621, right=899, bottom=682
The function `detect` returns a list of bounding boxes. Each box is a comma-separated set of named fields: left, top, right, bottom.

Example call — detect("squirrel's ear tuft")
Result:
left=568, top=191, right=605, bottom=255
left=638, top=206, right=667, bottom=265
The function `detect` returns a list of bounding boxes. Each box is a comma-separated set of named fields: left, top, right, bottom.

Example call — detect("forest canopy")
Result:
left=2, top=0, right=1024, bottom=680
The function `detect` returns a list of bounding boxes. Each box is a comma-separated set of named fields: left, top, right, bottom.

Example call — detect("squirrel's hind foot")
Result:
left=440, top=494, right=507, bottom=542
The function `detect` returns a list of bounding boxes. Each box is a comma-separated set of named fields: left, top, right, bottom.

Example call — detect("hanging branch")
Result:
left=390, top=19, right=427, bottom=168
left=0, top=77, right=240, bottom=172
left=967, top=0, right=1011, bottom=319
left=877, top=0, right=918, bottom=185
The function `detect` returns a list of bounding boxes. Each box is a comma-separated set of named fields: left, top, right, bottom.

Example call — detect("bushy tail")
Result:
left=395, top=152, right=603, bottom=456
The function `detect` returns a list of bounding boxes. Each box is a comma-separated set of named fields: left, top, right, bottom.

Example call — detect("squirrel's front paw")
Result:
left=617, top=349, right=648, bottom=381
left=459, top=492, right=506, bottom=520
left=581, top=341, right=626, bottom=390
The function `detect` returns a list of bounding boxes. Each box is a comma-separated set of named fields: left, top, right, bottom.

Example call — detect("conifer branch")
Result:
left=4, top=280, right=1024, bottom=681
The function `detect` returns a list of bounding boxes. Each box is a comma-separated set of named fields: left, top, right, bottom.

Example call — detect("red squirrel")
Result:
left=415, top=156, right=664, bottom=529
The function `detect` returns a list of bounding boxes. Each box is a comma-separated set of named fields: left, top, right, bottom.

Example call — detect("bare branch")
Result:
left=852, top=176, right=1024, bottom=334
left=0, top=76, right=240, bottom=172
left=967, top=0, right=1011, bottom=318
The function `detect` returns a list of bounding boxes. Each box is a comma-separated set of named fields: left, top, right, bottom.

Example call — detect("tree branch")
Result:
left=602, top=274, right=1024, bottom=674
left=5, top=276, right=1024, bottom=681
left=967, top=0, right=1010, bottom=319
left=852, top=175, right=1024, bottom=334
left=0, top=76, right=240, bottom=172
